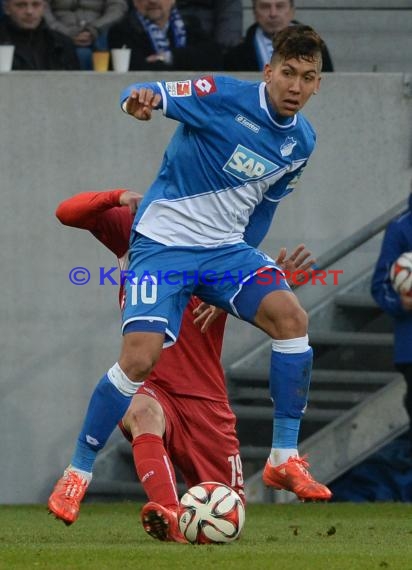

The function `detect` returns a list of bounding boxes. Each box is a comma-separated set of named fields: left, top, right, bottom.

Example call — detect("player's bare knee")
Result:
left=257, top=293, right=308, bottom=338
left=119, top=355, right=156, bottom=381
left=128, top=396, right=164, bottom=436
left=273, top=306, right=307, bottom=338
left=289, top=304, right=308, bottom=335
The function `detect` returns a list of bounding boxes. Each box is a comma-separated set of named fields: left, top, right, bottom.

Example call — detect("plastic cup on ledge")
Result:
left=92, top=51, right=110, bottom=72
left=0, top=45, right=15, bottom=72
left=111, top=48, right=131, bottom=72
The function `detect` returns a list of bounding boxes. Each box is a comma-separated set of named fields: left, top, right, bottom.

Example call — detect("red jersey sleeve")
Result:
left=56, top=190, right=135, bottom=258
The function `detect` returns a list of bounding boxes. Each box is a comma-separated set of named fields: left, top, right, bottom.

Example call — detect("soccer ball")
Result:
left=178, top=482, right=245, bottom=544
left=390, top=252, right=412, bottom=295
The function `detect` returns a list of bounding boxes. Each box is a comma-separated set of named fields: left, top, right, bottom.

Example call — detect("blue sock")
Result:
left=272, top=417, right=300, bottom=449
left=71, top=373, right=133, bottom=473
left=269, top=348, right=313, bottom=449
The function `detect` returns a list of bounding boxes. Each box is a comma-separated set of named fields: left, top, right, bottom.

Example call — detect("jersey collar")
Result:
left=259, top=82, right=297, bottom=129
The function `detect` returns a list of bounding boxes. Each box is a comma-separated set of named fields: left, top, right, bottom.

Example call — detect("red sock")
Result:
left=132, top=433, right=179, bottom=509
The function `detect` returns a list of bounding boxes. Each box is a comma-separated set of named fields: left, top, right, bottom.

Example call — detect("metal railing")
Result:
left=316, top=198, right=408, bottom=271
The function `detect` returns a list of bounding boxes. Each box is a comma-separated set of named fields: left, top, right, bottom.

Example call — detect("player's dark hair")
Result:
left=271, top=25, right=324, bottom=68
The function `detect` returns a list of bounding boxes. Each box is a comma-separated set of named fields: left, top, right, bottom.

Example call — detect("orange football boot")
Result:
left=48, top=469, right=89, bottom=525
left=263, top=455, right=332, bottom=501
left=141, top=501, right=187, bottom=543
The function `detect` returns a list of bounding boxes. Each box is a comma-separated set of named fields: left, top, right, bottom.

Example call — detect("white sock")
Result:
left=107, top=362, right=142, bottom=397
left=269, top=448, right=298, bottom=467
left=66, top=465, right=93, bottom=484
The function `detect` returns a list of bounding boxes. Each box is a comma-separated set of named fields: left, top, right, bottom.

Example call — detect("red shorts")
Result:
left=127, top=381, right=245, bottom=501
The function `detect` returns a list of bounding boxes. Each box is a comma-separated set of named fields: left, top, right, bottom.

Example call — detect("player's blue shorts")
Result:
left=122, top=234, right=291, bottom=345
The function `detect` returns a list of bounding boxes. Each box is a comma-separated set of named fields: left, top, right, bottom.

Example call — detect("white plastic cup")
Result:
left=111, top=48, right=131, bottom=72
left=0, top=45, right=15, bottom=72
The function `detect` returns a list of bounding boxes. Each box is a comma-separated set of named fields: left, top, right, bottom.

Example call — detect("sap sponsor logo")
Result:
left=235, top=114, right=260, bottom=133
left=223, top=144, right=279, bottom=181
left=280, top=136, right=297, bottom=157
left=165, top=80, right=192, bottom=97
left=194, top=76, right=217, bottom=96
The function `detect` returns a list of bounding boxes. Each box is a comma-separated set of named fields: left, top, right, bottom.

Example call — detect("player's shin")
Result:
left=263, top=339, right=332, bottom=500
left=72, top=363, right=140, bottom=473
left=268, top=337, right=312, bottom=466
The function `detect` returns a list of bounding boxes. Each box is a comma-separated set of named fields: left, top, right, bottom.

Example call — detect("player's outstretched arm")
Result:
left=56, top=190, right=129, bottom=230
left=55, top=189, right=141, bottom=257
left=125, top=88, right=162, bottom=121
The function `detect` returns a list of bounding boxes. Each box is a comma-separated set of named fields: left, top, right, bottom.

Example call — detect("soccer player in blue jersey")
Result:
left=66, top=25, right=332, bottom=505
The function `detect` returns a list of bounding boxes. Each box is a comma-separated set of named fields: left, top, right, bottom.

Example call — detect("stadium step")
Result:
left=309, top=331, right=393, bottom=346
left=233, top=387, right=368, bottom=406
left=231, top=404, right=340, bottom=423
left=333, top=293, right=379, bottom=310
left=228, top=368, right=397, bottom=386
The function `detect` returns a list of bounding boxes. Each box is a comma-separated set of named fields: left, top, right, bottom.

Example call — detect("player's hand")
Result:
left=193, top=302, right=224, bottom=333
left=119, top=190, right=142, bottom=214
left=125, top=88, right=162, bottom=121
left=400, top=292, right=412, bottom=311
left=275, top=243, right=316, bottom=286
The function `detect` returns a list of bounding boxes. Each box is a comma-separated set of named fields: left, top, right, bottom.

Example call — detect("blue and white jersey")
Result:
left=120, top=75, right=316, bottom=248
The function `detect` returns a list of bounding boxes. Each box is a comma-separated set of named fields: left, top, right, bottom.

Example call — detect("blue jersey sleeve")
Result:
left=157, top=76, right=225, bottom=129
left=371, top=222, right=406, bottom=317
left=120, top=77, right=226, bottom=128
left=244, top=198, right=279, bottom=248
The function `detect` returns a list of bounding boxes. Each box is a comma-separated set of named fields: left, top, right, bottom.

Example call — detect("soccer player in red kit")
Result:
left=48, top=189, right=243, bottom=543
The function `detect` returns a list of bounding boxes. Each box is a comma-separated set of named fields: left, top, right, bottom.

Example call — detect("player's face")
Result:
left=254, top=0, right=294, bottom=36
left=264, top=56, right=321, bottom=117
left=133, top=0, right=175, bottom=28
left=4, top=0, right=45, bottom=29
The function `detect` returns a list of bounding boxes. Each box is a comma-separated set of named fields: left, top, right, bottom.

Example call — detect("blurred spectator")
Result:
left=108, top=0, right=222, bottom=71
left=371, top=187, right=412, bottom=451
left=224, top=0, right=333, bottom=72
left=176, top=0, right=242, bottom=48
left=44, top=0, right=128, bottom=69
left=0, top=0, right=79, bottom=69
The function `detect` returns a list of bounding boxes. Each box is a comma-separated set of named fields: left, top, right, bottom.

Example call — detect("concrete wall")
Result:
left=0, top=71, right=411, bottom=503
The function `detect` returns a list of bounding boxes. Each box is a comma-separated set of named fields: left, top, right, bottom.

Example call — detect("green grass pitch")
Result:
left=1, top=502, right=412, bottom=570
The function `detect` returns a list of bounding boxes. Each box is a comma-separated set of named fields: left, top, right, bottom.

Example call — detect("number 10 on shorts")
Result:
left=131, top=275, right=158, bottom=305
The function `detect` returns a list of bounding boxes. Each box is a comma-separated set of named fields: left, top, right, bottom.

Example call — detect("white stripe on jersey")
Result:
left=158, top=82, right=168, bottom=116
left=259, top=83, right=298, bottom=129
left=136, top=160, right=305, bottom=247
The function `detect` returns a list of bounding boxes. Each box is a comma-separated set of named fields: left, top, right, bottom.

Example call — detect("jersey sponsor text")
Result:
left=223, top=144, right=279, bottom=182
